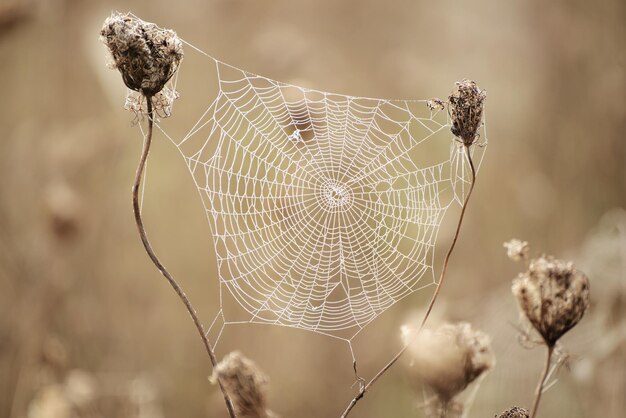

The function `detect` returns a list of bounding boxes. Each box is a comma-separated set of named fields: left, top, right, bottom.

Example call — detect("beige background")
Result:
left=1, top=0, right=625, bottom=417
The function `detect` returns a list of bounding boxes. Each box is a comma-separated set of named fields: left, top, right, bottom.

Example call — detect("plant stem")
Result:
left=132, top=97, right=237, bottom=418
left=420, top=145, right=476, bottom=329
left=530, top=345, right=554, bottom=418
left=339, top=145, right=477, bottom=418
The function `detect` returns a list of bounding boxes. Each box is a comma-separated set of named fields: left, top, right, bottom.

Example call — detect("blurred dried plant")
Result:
left=503, top=239, right=530, bottom=263
left=403, top=322, right=495, bottom=417
left=44, top=181, right=82, bottom=243
left=512, top=255, right=590, bottom=347
left=0, top=0, right=34, bottom=36
left=27, top=365, right=164, bottom=418
left=212, top=352, right=276, bottom=418
left=506, top=242, right=590, bottom=418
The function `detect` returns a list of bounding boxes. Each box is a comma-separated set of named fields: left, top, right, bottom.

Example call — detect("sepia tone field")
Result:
left=1, top=1, right=625, bottom=417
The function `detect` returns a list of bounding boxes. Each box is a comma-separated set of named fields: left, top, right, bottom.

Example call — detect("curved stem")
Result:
left=530, top=345, right=554, bottom=418
left=132, top=97, right=237, bottom=418
left=420, top=145, right=476, bottom=329
left=339, top=145, right=477, bottom=418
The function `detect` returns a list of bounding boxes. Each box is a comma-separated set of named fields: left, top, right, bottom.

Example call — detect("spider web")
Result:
left=151, top=40, right=486, bottom=344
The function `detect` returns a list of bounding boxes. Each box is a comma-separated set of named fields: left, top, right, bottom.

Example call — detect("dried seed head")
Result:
left=448, top=80, right=486, bottom=146
left=64, top=370, right=98, bottom=408
left=496, top=406, right=529, bottom=418
left=404, top=322, right=495, bottom=402
left=211, top=351, right=272, bottom=418
left=512, top=255, right=590, bottom=347
left=100, top=12, right=183, bottom=97
left=45, top=180, right=82, bottom=242
left=503, top=239, right=530, bottom=262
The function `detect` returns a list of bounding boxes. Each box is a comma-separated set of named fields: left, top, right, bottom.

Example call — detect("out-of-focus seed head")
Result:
left=448, top=80, right=486, bottom=146
left=404, top=322, right=495, bottom=403
left=45, top=180, right=82, bottom=242
left=211, top=351, right=273, bottom=418
left=512, top=255, right=590, bottom=347
left=496, top=406, right=530, bottom=418
left=503, top=239, right=530, bottom=262
left=100, top=12, right=183, bottom=97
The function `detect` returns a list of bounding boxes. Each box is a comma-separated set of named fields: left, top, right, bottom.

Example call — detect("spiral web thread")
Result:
left=149, top=39, right=487, bottom=346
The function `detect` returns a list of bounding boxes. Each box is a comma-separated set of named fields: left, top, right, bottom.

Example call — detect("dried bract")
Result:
left=512, top=255, right=590, bottom=347
left=125, top=87, right=179, bottom=119
left=448, top=80, right=486, bottom=146
left=404, top=322, right=495, bottom=402
left=503, top=239, right=530, bottom=262
left=100, top=12, right=183, bottom=97
left=496, top=406, right=529, bottom=418
left=211, top=351, right=273, bottom=418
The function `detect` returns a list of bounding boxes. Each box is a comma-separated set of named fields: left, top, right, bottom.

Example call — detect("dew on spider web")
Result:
left=149, top=39, right=487, bottom=345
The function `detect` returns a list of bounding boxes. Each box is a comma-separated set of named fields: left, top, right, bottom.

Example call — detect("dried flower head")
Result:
left=100, top=12, right=183, bottom=97
left=211, top=351, right=273, bottom=418
left=404, top=322, right=495, bottom=403
left=503, top=239, right=530, bottom=262
left=448, top=80, right=486, bottom=146
left=496, top=406, right=529, bottom=418
left=512, top=255, right=590, bottom=347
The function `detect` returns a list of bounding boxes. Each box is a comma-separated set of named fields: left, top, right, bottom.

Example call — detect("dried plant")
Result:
left=404, top=322, right=495, bottom=417
left=503, top=239, right=530, bottom=263
left=100, top=12, right=237, bottom=418
left=512, top=255, right=590, bottom=347
left=100, top=12, right=183, bottom=97
left=507, top=242, right=590, bottom=418
left=212, top=352, right=276, bottom=418
left=496, top=406, right=530, bottom=418
left=448, top=80, right=487, bottom=146
left=100, top=12, right=182, bottom=119
left=26, top=366, right=164, bottom=418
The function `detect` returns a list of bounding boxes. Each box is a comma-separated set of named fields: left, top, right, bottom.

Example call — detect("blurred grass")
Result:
left=1, top=0, right=624, bottom=417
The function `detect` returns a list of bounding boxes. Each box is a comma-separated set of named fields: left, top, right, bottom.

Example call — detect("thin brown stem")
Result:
left=132, top=97, right=237, bottom=418
left=530, top=345, right=554, bottom=418
left=420, top=146, right=476, bottom=329
left=339, top=145, right=477, bottom=418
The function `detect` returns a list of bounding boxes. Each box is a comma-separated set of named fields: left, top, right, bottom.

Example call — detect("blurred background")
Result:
left=1, top=0, right=625, bottom=417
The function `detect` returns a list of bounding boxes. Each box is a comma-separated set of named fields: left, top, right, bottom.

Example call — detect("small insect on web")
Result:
left=109, top=13, right=486, bottom=359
